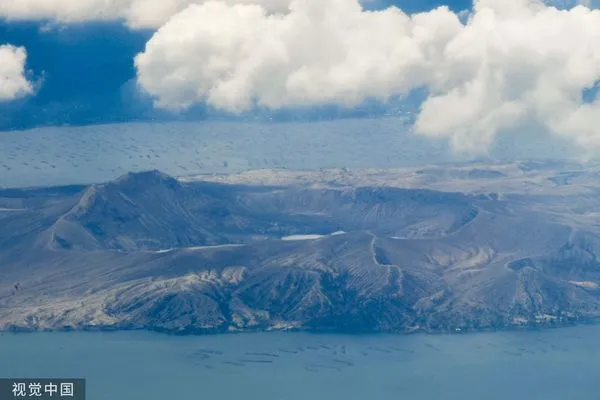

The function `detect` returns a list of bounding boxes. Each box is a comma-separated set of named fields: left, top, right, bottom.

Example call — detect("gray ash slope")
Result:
left=2, top=164, right=600, bottom=334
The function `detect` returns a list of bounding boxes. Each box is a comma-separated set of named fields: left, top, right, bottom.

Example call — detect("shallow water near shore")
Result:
left=1, top=325, right=599, bottom=400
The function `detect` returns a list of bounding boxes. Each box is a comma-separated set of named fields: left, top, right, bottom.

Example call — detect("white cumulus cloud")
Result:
left=0, top=0, right=294, bottom=29
left=135, top=0, right=600, bottom=151
left=135, top=0, right=463, bottom=110
left=0, top=45, right=33, bottom=102
left=416, top=0, right=600, bottom=150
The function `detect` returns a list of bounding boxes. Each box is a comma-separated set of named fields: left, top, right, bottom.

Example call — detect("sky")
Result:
left=0, top=0, right=471, bottom=132
left=1, top=0, right=600, bottom=155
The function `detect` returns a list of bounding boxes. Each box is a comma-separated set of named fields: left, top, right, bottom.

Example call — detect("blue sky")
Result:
left=0, top=0, right=469, bottom=131
left=0, top=22, right=151, bottom=130
left=0, top=0, right=599, bottom=157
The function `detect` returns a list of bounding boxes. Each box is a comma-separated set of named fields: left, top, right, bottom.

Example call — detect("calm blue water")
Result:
left=1, top=325, right=599, bottom=400
left=0, top=120, right=577, bottom=188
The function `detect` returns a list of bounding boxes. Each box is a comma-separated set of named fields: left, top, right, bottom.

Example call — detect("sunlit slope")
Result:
left=1, top=167, right=599, bottom=333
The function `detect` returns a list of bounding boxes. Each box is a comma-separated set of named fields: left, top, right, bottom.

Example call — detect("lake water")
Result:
left=1, top=325, right=600, bottom=400
left=0, top=120, right=577, bottom=188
